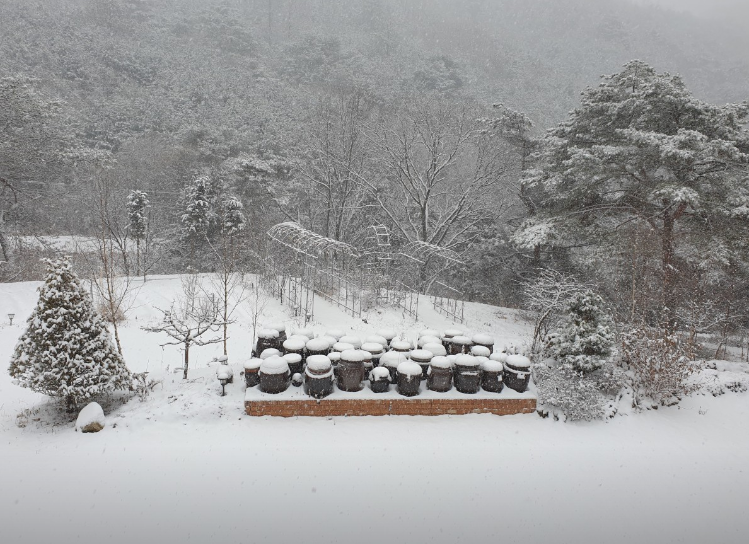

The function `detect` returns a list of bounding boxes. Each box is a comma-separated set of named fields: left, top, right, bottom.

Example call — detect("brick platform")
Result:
left=244, top=396, right=536, bottom=417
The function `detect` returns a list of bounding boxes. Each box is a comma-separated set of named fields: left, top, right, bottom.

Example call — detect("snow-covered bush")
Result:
left=620, top=326, right=702, bottom=407
left=545, top=290, right=614, bottom=373
left=9, top=257, right=132, bottom=412
left=533, top=363, right=610, bottom=422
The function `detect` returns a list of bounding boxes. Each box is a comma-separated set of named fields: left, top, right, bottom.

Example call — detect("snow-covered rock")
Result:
left=75, top=402, right=106, bottom=433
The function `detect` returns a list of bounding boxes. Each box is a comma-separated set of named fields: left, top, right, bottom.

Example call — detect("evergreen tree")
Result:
left=9, top=257, right=132, bottom=411
left=545, top=290, right=615, bottom=373
left=126, top=189, right=150, bottom=277
left=181, top=176, right=217, bottom=263
left=514, top=61, right=749, bottom=330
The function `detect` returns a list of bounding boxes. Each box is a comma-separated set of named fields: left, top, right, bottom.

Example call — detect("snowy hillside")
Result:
left=1, top=275, right=749, bottom=544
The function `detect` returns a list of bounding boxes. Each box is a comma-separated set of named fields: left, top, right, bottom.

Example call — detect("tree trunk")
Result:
left=183, top=342, right=190, bottom=380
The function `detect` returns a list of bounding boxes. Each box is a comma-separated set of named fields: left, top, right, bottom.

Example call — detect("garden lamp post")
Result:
left=8, top=313, right=15, bottom=325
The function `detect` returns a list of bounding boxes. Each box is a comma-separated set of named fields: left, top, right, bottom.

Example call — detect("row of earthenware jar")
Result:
left=243, top=326, right=532, bottom=398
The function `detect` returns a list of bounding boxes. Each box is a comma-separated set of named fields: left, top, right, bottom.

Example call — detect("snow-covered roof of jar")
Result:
left=283, top=338, right=306, bottom=351
left=472, top=333, right=495, bottom=346
left=365, top=335, right=388, bottom=348
left=338, top=335, right=362, bottom=349
left=370, top=367, right=390, bottom=380
left=410, top=349, right=433, bottom=363
left=260, top=348, right=281, bottom=359
left=306, top=338, right=329, bottom=352
left=328, top=352, right=341, bottom=362
left=267, top=322, right=286, bottom=332
left=490, top=352, right=508, bottom=363
left=340, top=349, right=365, bottom=363
left=319, top=335, right=337, bottom=348
left=332, top=342, right=355, bottom=353
left=430, top=356, right=451, bottom=369
left=258, top=328, right=279, bottom=339
left=422, top=343, right=447, bottom=357
left=397, top=360, right=422, bottom=377
left=325, top=329, right=345, bottom=341
left=380, top=351, right=408, bottom=368
left=244, top=358, right=263, bottom=370
left=443, top=328, right=463, bottom=338
left=418, top=335, right=441, bottom=348
left=390, top=340, right=412, bottom=352
left=260, top=355, right=289, bottom=375
left=361, top=342, right=384, bottom=354
left=305, top=355, right=332, bottom=372
left=454, top=354, right=480, bottom=367
left=419, top=329, right=440, bottom=338
left=287, top=334, right=310, bottom=343
left=481, top=359, right=504, bottom=373
left=282, top=353, right=302, bottom=364
left=376, top=329, right=397, bottom=340
left=293, top=327, right=314, bottom=340
left=506, top=355, right=531, bottom=369
left=451, top=335, right=472, bottom=346
left=471, top=345, right=491, bottom=358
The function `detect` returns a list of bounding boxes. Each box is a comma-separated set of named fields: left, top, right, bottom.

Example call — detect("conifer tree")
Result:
left=545, top=290, right=615, bottom=373
left=126, top=189, right=150, bottom=278
left=9, top=257, right=132, bottom=411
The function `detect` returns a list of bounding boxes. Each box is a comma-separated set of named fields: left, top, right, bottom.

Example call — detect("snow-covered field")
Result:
left=1, top=275, right=748, bottom=544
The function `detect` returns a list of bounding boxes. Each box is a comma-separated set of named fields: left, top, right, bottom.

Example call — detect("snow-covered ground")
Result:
left=1, top=275, right=748, bottom=544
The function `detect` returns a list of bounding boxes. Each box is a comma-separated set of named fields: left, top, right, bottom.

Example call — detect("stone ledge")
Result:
left=244, top=397, right=536, bottom=417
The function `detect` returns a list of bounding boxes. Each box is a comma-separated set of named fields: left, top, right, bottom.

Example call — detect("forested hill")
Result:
left=1, top=0, right=748, bottom=236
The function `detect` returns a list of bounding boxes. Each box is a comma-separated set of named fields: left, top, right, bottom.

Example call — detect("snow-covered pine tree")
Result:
left=126, top=189, right=149, bottom=277
left=545, top=290, right=615, bottom=373
left=221, top=195, right=245, bottom=237
left=181, top=176, right=217, bottom=263
left=514, top=60, right=749, bottom=330
left=9, top=257, right=132, bottom=412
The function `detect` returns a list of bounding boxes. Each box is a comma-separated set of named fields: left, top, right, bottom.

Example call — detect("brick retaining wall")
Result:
left=244, top=397, right=536, bottom=417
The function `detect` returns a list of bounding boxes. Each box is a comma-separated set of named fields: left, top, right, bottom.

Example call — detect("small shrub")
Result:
left=620, top=326, right=702, bottom=406
left=533, top=363, right=609, bottom=421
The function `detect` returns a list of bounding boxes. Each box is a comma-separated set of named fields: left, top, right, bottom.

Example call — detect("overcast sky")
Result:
left=630, top=0, right=749, bottom=19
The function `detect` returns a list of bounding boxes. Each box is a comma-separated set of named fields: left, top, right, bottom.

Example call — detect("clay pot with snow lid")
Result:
left=418, top=335, right=441, bottom=348
left=256, top=328, right=280, bottom=355
left=362, top=342, right=384, bottom=368
left=337, top=349, right=365, bottom=392
left=325, top=329, right=345, bottom=342
left=283, top=353, right=303, bottom=376
left=449, top=335, right=473, bottom=356
left=472, top=333, right=495, bottom=352
left=358, top=348, right=374, bottom=376
left=504, top=355, right=531, bottom=393
left=471, top=345, right=491, bottom=358
left=243, top=358, right=263, bottom=388
left=260, top=348, right=281, bottom=360
left=380, top=351, right=408, bottom=384
left=410, top=349, right=433, bottom=379
left=422, top=342, right=447, bottom=358
left=267, top=322, right=287, bottom=345
left=481, top=359, right=504, bottom=393
left=442, top=328, right=463, bottom=350
left=332, top=342, right=355, bottom=354
left=427, top=356, right=453, bottom=392
left=304, top=355, right=334, bottom=399
left=369, top=366, right=391, bottom=393
left=339, top=335, right=362, bottom=350
left=306, top=338, right=330, bottom=358
left=376, top=329, right=397, bottom=347
left=454, top=354, right=482, bottom=394
left=282, top=337, right=306, bottom=359
left=294, top=327, right=315, bottom=340
left=419, top=329, right=440, bottom=339
left=319, top=336, right=338, bottom=351
left=259, top=356, right=290, bottom=394
left=365, top=335, right=388, bottom=349
left=397, top=361, right=422, bottom=397
left=328, top=351, right=341, bottom=377
left=390, top=339, right=412, bottom=353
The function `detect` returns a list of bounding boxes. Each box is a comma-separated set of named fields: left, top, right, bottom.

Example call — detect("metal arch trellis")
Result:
left=397, top=240, right=467, bottom=324
left=265, top=222, right=363, bottom=320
